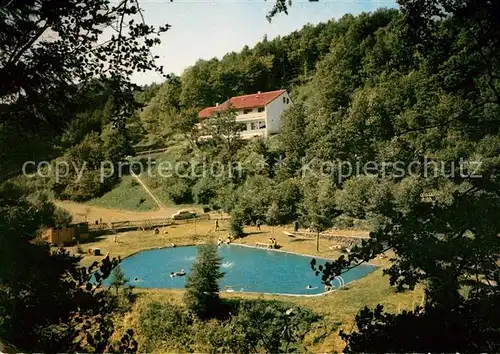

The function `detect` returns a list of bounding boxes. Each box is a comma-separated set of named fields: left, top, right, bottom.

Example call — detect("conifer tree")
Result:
left=183, top=243, right=224, bottom=318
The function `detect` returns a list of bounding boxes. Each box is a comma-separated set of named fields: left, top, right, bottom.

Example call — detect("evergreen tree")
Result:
left=110, top=265, right=129, bottom=296
left=183, top=243, right=224, bottom=318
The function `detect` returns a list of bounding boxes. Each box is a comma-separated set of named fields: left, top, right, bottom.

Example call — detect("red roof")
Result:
left=198, top=89, right=286, bottom=119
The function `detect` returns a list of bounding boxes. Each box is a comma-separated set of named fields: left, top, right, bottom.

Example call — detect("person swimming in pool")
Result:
left=306, top=285, right=318, bottom=290
left=171, top=269, right=185, bottom=277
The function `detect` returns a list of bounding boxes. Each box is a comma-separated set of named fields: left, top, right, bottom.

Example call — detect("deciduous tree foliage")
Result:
left=0, top=0, right=168, bottom=351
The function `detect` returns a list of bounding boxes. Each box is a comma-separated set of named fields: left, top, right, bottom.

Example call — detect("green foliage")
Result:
left=139, top=299, right=322, bottom=353
left=335, top=176, right=393, bottom=219
left=225, top=300, right=321, bottom=353
left=265, top=202, right=282, bottom=226
left=233, top=175, right=275, bottom=223
left=53, top=207, right=73, bottom=227
left=184, top=243, right=224, bottom=318
left=109, top=265, right=129, bottom=296
left=87, top=176, right=157, bottom=211
left=165, top=177, right=193, bottom=204
left=139, top=302, right=193, bottom=352
left=230, top=211, right=245, bottom=237
left=299, top=177, right=337, bottom=232
left=4, top=1, right=500, bottom=351
left=200, top=107, right=245, bottom=161
left=0, top=183, right=124, bottom=352
left=50, top=132, right=118, bottom=202
left=192, top=177, right=218, bottom=205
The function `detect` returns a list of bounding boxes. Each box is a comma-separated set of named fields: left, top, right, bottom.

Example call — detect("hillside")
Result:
left=2, top=1, right=500, bottom=352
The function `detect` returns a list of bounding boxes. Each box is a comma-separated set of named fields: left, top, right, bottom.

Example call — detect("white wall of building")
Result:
left=199, top=91, right=292, bottom=140
left=264, top=91, right=292, bottom=135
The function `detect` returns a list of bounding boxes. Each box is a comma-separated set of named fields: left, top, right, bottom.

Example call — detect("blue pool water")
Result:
left=117, top=245, right=376, bottom=295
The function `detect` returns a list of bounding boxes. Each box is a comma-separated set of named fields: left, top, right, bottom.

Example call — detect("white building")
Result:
left=197, top=89, right=292, bottom=139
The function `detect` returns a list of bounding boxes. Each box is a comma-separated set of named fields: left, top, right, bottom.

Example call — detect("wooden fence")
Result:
left=87, top=214, right=218, bottom=233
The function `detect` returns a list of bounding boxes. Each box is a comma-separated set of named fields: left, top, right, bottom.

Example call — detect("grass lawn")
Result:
left=69, top=219, right=424, bottom=352
left=86, top=175, right=160, bottom=211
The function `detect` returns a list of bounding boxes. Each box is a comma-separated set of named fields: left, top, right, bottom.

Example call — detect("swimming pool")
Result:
left=117, top=244, right=376, bottom=295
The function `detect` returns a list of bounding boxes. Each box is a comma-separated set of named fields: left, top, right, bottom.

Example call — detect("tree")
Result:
left=230, top=211, right=244, bottom=237
left=299, top=3, right=500, bottom=352
left=0, top=183, right=127, bottom=352
left=299, top=177, right=337, bottom=251
left=265, top=202, right=281, bottom=226
left=0, top=0, right=169, bottom=131
left=110, top=265, right=129, bottom=296
left=52, top=206, right=73, bottom=227
left=184, top=243, right=224, bottom=319
left=200, top=105, right=245, bottom=161
left=0, top=1, right=168, bottom=351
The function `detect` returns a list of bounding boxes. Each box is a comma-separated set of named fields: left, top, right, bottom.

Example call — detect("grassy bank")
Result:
left=87, top=175, right=159, bottom=211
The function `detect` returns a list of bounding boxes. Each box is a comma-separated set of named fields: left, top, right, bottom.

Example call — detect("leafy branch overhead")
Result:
left=0, top=0, right=170, bottom=130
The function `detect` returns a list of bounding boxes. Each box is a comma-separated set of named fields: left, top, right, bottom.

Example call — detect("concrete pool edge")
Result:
left=119, top=243, right=379, bottom=297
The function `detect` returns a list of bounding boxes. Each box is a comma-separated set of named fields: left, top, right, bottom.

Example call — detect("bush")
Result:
left=53, top=207, right=73, bottom=227
left=204, top=300, right=323, bottom=353
left=230, top=212, right=244, bottom=237
left=184, top=243, right=224, bottom=318
left=165, top=178, right=192, bottom=204
left=334, top=214, right=355, bottom=229
left=137, top=299, right=325, bottom=353
left=192, top=177, right=217, bottom=205
left=139, top=302, right=193, bottom=352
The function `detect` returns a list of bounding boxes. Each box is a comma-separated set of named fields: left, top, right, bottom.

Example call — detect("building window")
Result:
left=258, top=121, right=266, bottom=129
left=250, top=122, right=256, bottom=130
left=258, top=107, right=265, bottom=113
left=286, top=98, right=290, bottom=104
left=243, top=109, right=252, bottom=114
left=282, top=97, right=286, bottom=103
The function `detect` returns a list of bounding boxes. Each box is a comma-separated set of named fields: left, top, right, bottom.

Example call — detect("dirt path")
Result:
left=131, top=170, right=165, bottom=209
left=55, top=201, right=196, bottom=223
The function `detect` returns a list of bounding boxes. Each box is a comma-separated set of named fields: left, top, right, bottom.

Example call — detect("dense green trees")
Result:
left=0, top=184, right=129, bottom=352
left=0, top=0, right=168, bottom=351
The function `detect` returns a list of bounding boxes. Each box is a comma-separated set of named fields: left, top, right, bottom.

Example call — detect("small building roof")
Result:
left=198, top=89, right=286, bottom=119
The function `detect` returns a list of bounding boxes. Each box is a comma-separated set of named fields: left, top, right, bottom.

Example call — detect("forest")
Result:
left=1, top=0, right=499, bottom=352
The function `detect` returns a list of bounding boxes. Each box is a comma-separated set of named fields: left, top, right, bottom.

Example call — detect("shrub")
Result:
left=230, top=212, right=244, bottom=237
left=53, top=207, right=73, bottom=227
left=192, top=177, right=217, bottom=205
left=212, top=300, right=322, bottom=353
left=139, top=301, right=193, bottom=352
left=165, top=178, right=192, bottom=204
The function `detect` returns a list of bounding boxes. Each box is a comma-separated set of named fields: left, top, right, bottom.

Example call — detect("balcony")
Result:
left=240, top=128, right=266, bottom=139
left=235, top=111, right=266, bottom=122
